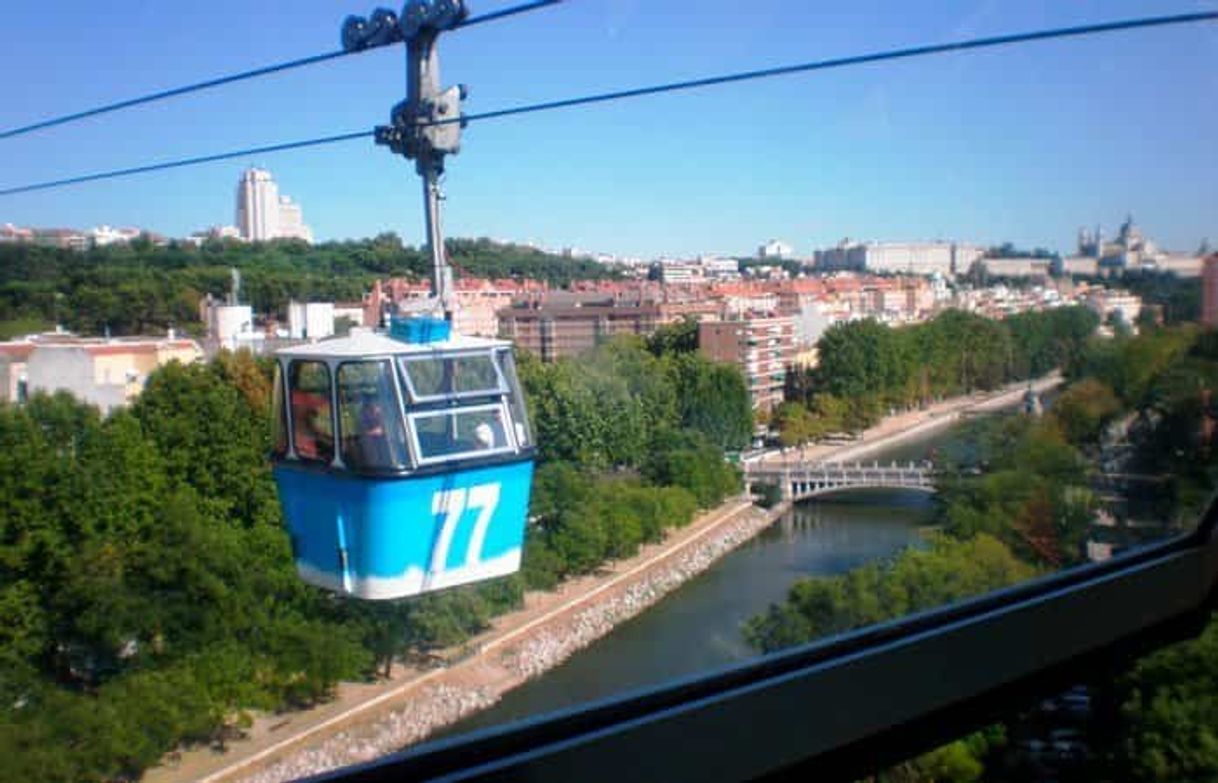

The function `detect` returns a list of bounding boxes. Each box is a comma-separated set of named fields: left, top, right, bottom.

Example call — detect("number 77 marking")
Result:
left=429, top=483, right=502, bottom=574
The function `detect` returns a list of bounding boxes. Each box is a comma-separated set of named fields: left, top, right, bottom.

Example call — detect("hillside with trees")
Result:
left=0, top=236, right=620, bottom=338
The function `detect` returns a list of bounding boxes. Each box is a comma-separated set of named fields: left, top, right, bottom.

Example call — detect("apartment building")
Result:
left=498, top=296, right=662, bottom=362
left=0, top=334, right=202, bottom=412
left=698, top=315, right=796, bottom=414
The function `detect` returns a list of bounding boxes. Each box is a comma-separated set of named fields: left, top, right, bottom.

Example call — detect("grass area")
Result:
left=0, top=318, right=51, bottom=339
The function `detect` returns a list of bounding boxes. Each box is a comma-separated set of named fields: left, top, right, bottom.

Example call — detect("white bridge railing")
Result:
left=745, top=460, right=936, bottom=500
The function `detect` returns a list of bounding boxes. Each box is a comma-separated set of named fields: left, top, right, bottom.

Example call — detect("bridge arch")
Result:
left=745, top=460, right=937, bottom=503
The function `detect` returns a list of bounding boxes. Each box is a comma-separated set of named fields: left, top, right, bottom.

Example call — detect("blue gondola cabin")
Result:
left=270, top=318, right=535, bottom=599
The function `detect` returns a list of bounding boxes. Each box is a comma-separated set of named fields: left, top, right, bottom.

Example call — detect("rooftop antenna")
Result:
left=229, top=267, right=241, bottom=306
left=346, top=1, right=468, bottom=323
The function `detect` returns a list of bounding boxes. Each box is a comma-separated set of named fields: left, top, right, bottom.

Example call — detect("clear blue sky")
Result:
left=1, top=0, right=1215, bottom=258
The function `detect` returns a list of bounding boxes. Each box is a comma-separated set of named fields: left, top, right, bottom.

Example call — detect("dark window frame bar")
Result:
left=309, top=498, right=1218, bottom=783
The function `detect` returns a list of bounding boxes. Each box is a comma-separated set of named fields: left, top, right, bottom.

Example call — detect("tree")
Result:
left=647, top=317, right=699, bottom=356
left=667, top=353, right=752, bottom=451
left=1112, top=614, right=1218, bottom=781
left=743, top=534, right=1034, bottom=653
left=547, top=507, right=608, bottom=576
left=1050, top=378, right=1122, bottom=445
left=938, top=418, right=1092, bottom=567
left=132, top=361, right=279, bottom=527
left=774, top=402, right=817, bottom=447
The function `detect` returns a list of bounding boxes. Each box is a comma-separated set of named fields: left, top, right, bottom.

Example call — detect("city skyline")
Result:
left=3, top=203, right=1206, bottom=268
left=1, top=0, right=1215, bottom=257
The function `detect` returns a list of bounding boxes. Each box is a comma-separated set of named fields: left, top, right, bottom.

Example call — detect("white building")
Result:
left=1084, top=289, right=1143, bottom=330
left=235, top=168, right=313, bottom=243
left=0, top=223, right=33, bottom=243
left=700, top=256, right=741, bottom=279
left=15, top=336, right=201, bottom=413
left=1060, top=256, right=1099, bottom=277
left=199, top=297, right=264, bottom=352
left=276, top=196, right=314, bottom=243
left=815, top=241, right=982, bottom=278
left=89, top=225, right=143, bottom=246
left=758, top=239, right=794, bottom=260
left=977, top=257, right=1055, bottom=279
left=658, top=260, right=704, bottom=285
left=1076, top=216, right=1202, bottom=278
left=288, top=301, right=335, bottom=340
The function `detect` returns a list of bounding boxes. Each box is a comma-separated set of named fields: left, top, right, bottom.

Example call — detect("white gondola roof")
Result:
left=275, top=329, right=511, bottom=359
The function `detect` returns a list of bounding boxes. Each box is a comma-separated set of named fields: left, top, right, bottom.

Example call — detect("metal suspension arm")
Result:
left=369, top=1, right=468, bottom=323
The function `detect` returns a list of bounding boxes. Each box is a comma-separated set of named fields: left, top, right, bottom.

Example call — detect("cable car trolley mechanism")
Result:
left=270, top=0, right=536, bottom=600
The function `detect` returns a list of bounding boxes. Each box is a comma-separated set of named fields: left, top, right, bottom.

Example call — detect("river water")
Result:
left=442, top=422, right=971, bottom=739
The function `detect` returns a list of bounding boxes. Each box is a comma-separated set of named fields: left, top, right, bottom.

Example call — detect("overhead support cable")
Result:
left=454, top=0, right=561, bottom=29
left=0, top=0, right=563, bottom=142
left=1, top=10, right=1215, bottom=197
left=0, top=131, right=373, bottom=196
left=443, top=10, right=1218, bottom=126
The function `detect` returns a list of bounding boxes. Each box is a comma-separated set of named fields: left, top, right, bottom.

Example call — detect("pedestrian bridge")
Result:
left=745, top=459, right=936, bottom=501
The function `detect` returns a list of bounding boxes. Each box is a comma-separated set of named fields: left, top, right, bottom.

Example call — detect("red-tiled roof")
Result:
left=0, top=342, right=34, bottom=360
left=83, top=344, right=158, bottom=357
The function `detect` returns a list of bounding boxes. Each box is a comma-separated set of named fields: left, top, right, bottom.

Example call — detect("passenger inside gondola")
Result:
left=338, top=360, right=408, bottom=471
left=290, top=361, right=333, bottom=462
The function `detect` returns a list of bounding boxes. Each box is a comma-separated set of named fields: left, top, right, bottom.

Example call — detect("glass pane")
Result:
left=289, top=361, right=333, bottom=463
left=499, top=348, right=532, bottom=447
left=401, top=353, right=502, bottom=399
left=412, top=405, right=509, bottom=461
left=17, top=8, right=1213, bottom=783
left=271, top=363, right=288, bottom=457
left=337, top=361, right=408, bottom=471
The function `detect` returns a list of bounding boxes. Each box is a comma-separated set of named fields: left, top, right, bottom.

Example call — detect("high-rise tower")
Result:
left=234, top=168, right=313, bottom=242
left=235, top=168, right=280, bottom=241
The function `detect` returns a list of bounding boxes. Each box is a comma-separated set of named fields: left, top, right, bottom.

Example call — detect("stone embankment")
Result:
left=238, top=506, right=775, bottom=783
left=498, top=506, right=773, bottom=680
left=240, top=685, right=496, bottom=783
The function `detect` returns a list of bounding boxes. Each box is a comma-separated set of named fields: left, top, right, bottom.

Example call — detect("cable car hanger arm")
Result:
left=362, top=0, right=473, bottom=324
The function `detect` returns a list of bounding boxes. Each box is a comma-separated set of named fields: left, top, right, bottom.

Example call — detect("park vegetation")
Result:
left=0, top=236, right=619, bottom=338
left=775, top=307, right=1099, bottom=445
left=746, top=320, right=1218, bottom=782
left=0, top=326, right=747, bottom=782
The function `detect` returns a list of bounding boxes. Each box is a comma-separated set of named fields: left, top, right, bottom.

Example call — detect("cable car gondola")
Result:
left=270, top=318, right=535, bottom=599
left=270, top=0, right=535, bottom=599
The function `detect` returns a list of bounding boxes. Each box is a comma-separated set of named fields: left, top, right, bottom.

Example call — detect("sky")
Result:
left=1, top=0, right=1215, bottom=258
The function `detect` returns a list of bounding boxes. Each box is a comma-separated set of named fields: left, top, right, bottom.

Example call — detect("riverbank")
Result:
left=759, top=373, right=1063, bottom=467
left=147, top=374, right=1060, bottom=783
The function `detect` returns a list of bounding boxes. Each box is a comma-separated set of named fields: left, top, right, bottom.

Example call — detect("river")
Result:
left=442, top=421, right=975, bottom=739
